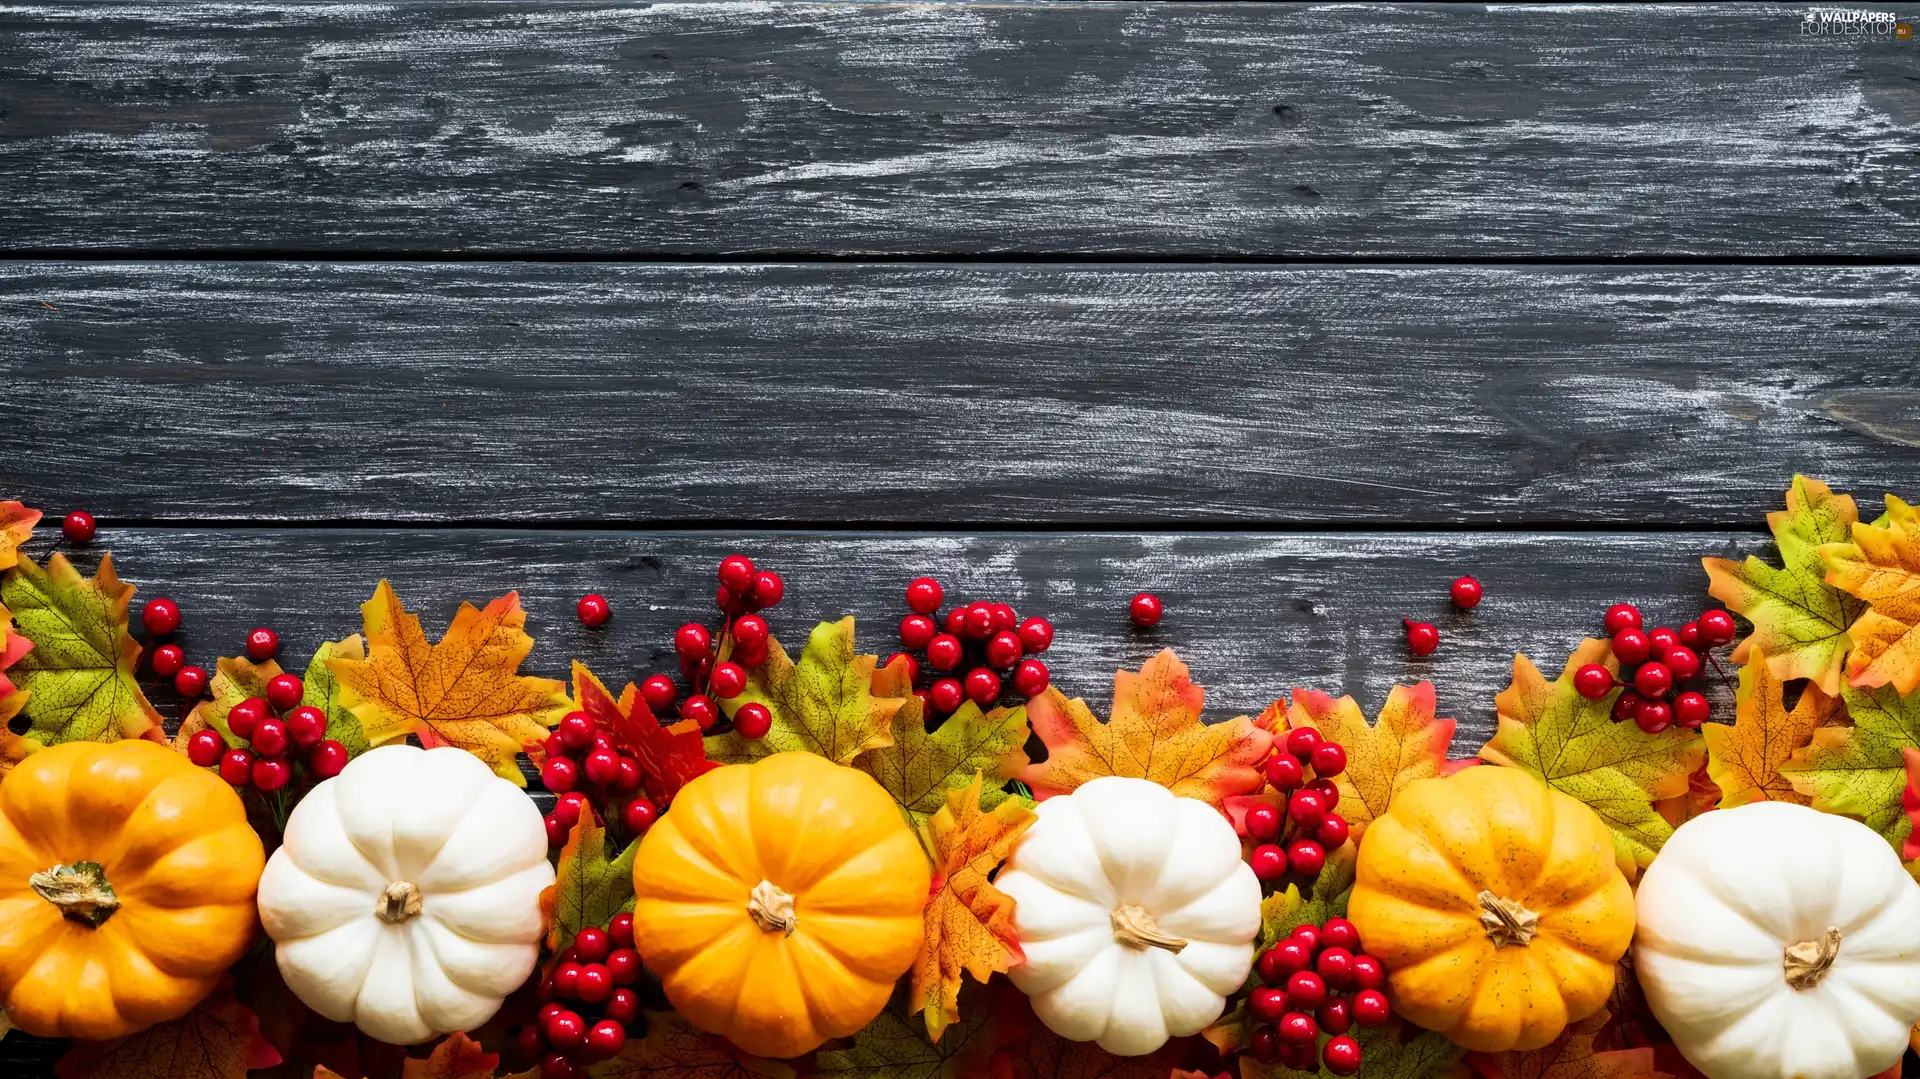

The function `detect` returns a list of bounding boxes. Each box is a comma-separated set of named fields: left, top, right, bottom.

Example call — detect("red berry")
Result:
left=1316, top=997, right=1352, bottom=1036
left=1612, top=691, right=1645, bottom=723
left=150, top=643, right=186, bottom=678
left=245, top=626, right=278, bottom=661
left=187, top=729, right=225, bottom=767
left=1307, top=777, right=1340, bottom=808
left=1611, top=627, right=1652, bottom=665
left=584, top=748, right=622, bottom=787
left=964, top=667, right=1001, bottom=706
left=609, top=912, right=635, bottom=949
left=1449, top=575, right=1482, bottom=609
left=621, top=797, right=658, bottom=834
left=1249, top=844, right=1287, bottom=881
left=905, top=576, right=944, bottom=614
left=749, top=570, right=784, bottom=608
left=227, top=697, right=266, bottom=738
left=674, top=622, right=712, bottom=660
left=1603, top=603, right=1643, bottom=635
left=1268, top=940, right=1313, bottom=978
left=1404, top=619, right=1439, bottom=656
left=985, top=631, right=1023, bottom=669
left=629, top=677, right=672, bottom=715
left=606, top=947, right=640, bottom=986
left=1255, top=948, right=1286, bottom=986
left=1664, top=645, right=1701, bottom=681
left=925, top=634, right=963, bottom=672
left=1351, top=989, right=1390, bottom=1026
left=1249, top=986, right=1288, bottom=1023
left=1674, top=690, right=1711, bottom=729
left=551, top=791, right=589, bottom=832
left=990, top=603, right=1019, bottom=633
left=1285, top=727, right=1322, bottom=760
left=310, top=740, right=348, bottom=779
left=542, top=755, right=579, bottom=793
left=585, top=1019, right=628, bottom=1059
left=518, top=1023, right=545, bottom=1057
left=1278, top=1043, right=1319, bottom=1071
left=545, top=815, right=568, bottom=848
left=734, top=702, right=773, bottom=739
left=1277, top=1010, right=1319, bottom=1045
left=252, top=755, right=291, bottom=791
left=544, top=1008, right=586, bottom=1049
left=709, top=661, right=747, bottom=700
left=575, top=593, right=611, bottom=627
left=1288, top=789, right=1327, bottom=826
left=961, top=605, right=994, bottom=640
left=1247, top=1027, right=1281, bottom=1063
left=1017, top=617, right=1054, bottom=653
left=1311, top=742, right=1347, bottom=777
left=727, top=613, right=768, bottom=653
left=614, top=757, right=641, bottom=793
left=943, top=607, right=967, bottom=637
left=928, top=678, right=964, bottom=714
left=1287, top=838, right=1326, bottom=876
left=285, top=706, right=326, bottom=749
left=680, top=695, right=718, bottom=729
left=265, top=672, right=303, bottom=712
left=1128, top=592, right=1163, bottom=628
left=1316, top=946, right=1355, bottom=988
left=1290, top=925, right=1321, bottom=953
left=1635, top=701, right=1673, bottom=734
left=1573, top=663, right=1614, bottom=701
left=1315, top=813, right=1350, bottom=849
left=575, top=964, right=612, bottom=1004
left=1350, top=954, right=1384, bottom=990
left=1634, top=662, right=1674, bottom=699
left=1678, top=621, right=1701, bottom=648
left=1322, top=1035, right=1362, bottom=1076
left=1012, top=659, right=1050, bottom=697
left=574, top=927, right=611, bottom=963
left=252, top=717, right=289, bottom=757
left=219, top=747, right=254, bottom=786
left=540, top=1053, right=578, bottom=1079
left=1265, top=753, right=1305, bottom=790
left=899, top=614, right=937, bottom=650
left=1699, top=609, right=1737, bottom=647
left=1648, top=626, right=1680, bottom=655
left=718, top=554, right=756, bottom=595
left=61, top=510, right=96, bottom=544
left=1244, top=803, right=1281, bottom=841
left=606, top=988, right=641, bottom=1026
left=558, top=712, right=596, bottom=752
left=141, top=597, right=181, bottom=636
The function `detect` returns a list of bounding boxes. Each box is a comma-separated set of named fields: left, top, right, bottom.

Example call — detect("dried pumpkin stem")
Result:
left=1110, top=904, right=1188, bottom=954
left=30, top=862, right=119, bottom=928
left=748, top=879, right=797, bottom=936
left=376, top=880, right=422, bottom=924
left=1783, top=927, right=1842, bottom=990
left=1476, top=890, right=1539, bottom=948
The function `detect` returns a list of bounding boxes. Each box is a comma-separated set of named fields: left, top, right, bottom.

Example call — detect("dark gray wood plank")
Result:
left=2, top=3, right=1915, bottom=256
left=2, top=261, right=1916, bottom=526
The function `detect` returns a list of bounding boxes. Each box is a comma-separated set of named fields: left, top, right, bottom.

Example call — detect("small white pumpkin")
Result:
left=256, top=744, right=555, bottom=1045
left=1635, top=801, right=1920, bottom=1079
left=997, top=776, right=1261, bottom=1056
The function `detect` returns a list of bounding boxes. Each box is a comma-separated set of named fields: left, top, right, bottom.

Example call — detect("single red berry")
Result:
left=1255, top=948, right=1286, bottom=986
left=1403, top=619, right=1439, bottom=656
left=1673, top=691, right=1711, bottom=729
left=730, top=614, right=770, bottom=655
left=1268, top=939, right=1314, bottom=978
left=899, top=614, right=937, bottom=651
left=681, top=694, right=718, bottom=729
left=1012, top=658, right=1049, bottom=697
left=575, top=963, right=612, bottom=1004
left=1317, top=998, right=1353, bottom=1039
left=904, top=576, right=944, bottom=614
left=1017, top=616, right=1054, bottom=653
left=1128, top=592, right=1163, bottom=628
left=187, top=728, right=226, bottom=767
left=544, top=815, right=568, bottom=848
left=1287, top=838, right=1326, bottom=876
left=1678, top=620, right=1701, bottom=648
left=252, top=717, right=289, bottom=757
left=61, top=510, right=96, bottom=544
left=1248, top=986, right=1289, bottom=1023
left=606, top=947, right=640, bottom=986
left=551, top=791, right=589, bottom=831
left=544, top=1008, right=586, bottom=1049
left=264, top=672, right=303, bottom=712
left=1316, top=946, right=1355, bottom=988
left=622, top=797, right=658, bottom=834
left=558, top=712, right=596, bottom=752
left=584, top=748, right=621, bottom=787
left=1612, top=691, right=1645, bottom=723
left=734, top=702, right=773, bottom=739
left=1286, top=976, right=1329, bottom=1020
left=1635, top=700, right=1674, bottom=734
left=586, top=1019, right=628, bottom=1059
left=1279, top=1043, right=1319, bottom=1071
left=1665, top=645, right=1702, bottom=681
left=310, top=740, right=348, bottom=779
left=1249, top=843, right=1287, bottom=881
left=540, top=1052, right=578, bottom=1079
left=245, top=626, right=278, bottom=661
left=227, top=697, right=266, bottom=739
left=252, top=755, right=291, bottom=791
left=1288, top=789, right=1327, bottom=826
left=943, top=607, right=967, bottom=636
left=1322, top=1034, right=1363, bottom=1076
left=150, top=642, right=186, bottom=678
left=709, top=661, right=747, bottom=700
left=961, top=605, right=994, bottom=640
left=1603, top=603, right=1643, bottom=635
left=1351, top=988, right=1390, bottom=1026
left=925, top=633, right=963, bottom=672
left=1450, top=575, right=1483, bottom=609
left=1634, top=662, right=1674, bottom=699
left=286, top=705, right=326, bottom=749
left=1308, top=777, right=1340, bottom=808
left=1573, top=663, right=1614, bottom=700
left=614, top=756, right=641, bottom=793
left=576, top=594, right=611, bottom=627
left=1247, top=1026, right=1281, bottom=1063
left=928, top=678, right=964, bottom=714
left=991, top=603, right=1020, bottom=633
left=609, top=912, right=635, bottom=949
left=639, top=675, right=677, bottom=713
left=1350, top=954, right=1384, bottom=990
left=1290, top=925, right=1322, bottom=953
left=1648, top=626, right=1680, bottom=656
left=1311, top=742, right=1348, bottom=777
left=1315, top=813, right=1350, bottom=849
left=1321, top=916, right=1360, bottom=951
left=964, top=666, right=1001, bottom=706
left=1611, top=627, right=1652, bottom=665
left=574, top=927, right=611, bottom=963
left=141, top=597, right=181, bottom=636
left=674, top=622, right=712, bottom=660
left=1244, top=803, right=1281, bottom=841
left=518, top=1023, right=545, bottom=1057
left=985, top=631, right=1023, bottom=669
left=1277, top=1011, right=1319, bottom=1045
left=218, top=747, right=254, bottom=786
left=606, top=988, right=641, bottom=1026
left=1284, top=727, right=1322, bottom=760
left=717, top=554, right=756, bottom=595
left=1265, top=752, right=1305, bottom=790
left=1698, top=609, right=1737, bottom=647
left=749, top=570, right=784, bottom=608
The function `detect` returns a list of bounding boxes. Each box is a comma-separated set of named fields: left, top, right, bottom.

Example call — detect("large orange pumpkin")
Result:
left=631, top=752, right=930, bottom=1058
left=0, top=740, right=265, bottom=1040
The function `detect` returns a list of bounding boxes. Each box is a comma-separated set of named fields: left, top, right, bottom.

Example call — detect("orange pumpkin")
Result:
left=631, top=752, right=930, bottom=1058
left=0, top=740, right=265, bottom=1040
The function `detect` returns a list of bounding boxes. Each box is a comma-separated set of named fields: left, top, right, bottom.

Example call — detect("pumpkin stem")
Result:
left=1110, top=904, right=1188, bottom=954
left=1783, top=927, right=1842, bottom=990
left=747, top=880, right=797, bottom=936
left=376, top=880, right=422, bottom=924
left=29, top=862, right=119, bottom=928
left=1475, top=890, right=1538, bottom=948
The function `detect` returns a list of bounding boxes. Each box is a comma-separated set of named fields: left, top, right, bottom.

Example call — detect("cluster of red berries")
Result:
left=518, top=915, right=644, bottom=1078
left=537, top=710, right=660, bottom=848
left=1402, top=575, right=1484, bottom=657
left=1245, top=729, right=1350, bottom=883
left=1244, top=917, right=1389, bottom=1076
left=138, top=594, right=281, bottom=701
left=185, top=673, right=348, bottom=790
left=891, top=576, right=1053, bottom=715
left=639, top=554, right=784, bottom=740
left=1574, top=604, right=1736, bottom=734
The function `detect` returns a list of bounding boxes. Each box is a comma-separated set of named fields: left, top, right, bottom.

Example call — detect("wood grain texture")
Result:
left=4, top=261, right=1919, bottom=526
left=2, top=2, right=1916, bottom=256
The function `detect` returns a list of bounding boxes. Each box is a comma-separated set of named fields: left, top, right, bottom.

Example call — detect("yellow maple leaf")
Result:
left=0, top=501, right=39, bottom=572
left=328, top=580, right=569, bottom=784
left=1286, top=683, right=1466, bottom=842
left=1822, top=494, right=1920, bottom=695
left=1020, top=649, right=1272, bottom=809
left=910, top=773, right=1035, bottom=1042
left=1702, top=647, right=1842, bottom=809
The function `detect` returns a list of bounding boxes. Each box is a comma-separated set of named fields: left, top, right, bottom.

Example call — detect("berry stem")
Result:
left=1706, top=652, right=1739, bottom=697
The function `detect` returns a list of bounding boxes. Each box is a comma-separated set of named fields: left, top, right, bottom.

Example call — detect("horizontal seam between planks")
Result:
left=75, top=519, right=1768, bottom=536
left=3, top=252, right=1920, bottom=269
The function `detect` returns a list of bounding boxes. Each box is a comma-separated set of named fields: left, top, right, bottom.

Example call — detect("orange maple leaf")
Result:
left=1702, top=647, right=1841, bottom=809
left=1286, top=683, right=1472, bottom=842
left=0, top=599, right=31, bottom=698
left=0, top=501, right=39, bottom=571
left=54, top=984, right=282, bottom=1079
left=1465, top=1009, right=1672, bottom=1079
left=1822, top=494, right=1920, bottom=694
left=911, top=773, right=1036, bottom=1043
left=328, top=580, right=570, bottom=784
left=406, top=1033, right=498, bottom=1079
left=1020, top=649, right=1272, bottom=809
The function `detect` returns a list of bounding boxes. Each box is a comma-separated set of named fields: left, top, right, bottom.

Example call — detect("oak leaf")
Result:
left=0, top=552, right=161, bottom=745
left=574, top=662, right=716, bottom=807
left=0, top=501, right=38, bottom=571
left=1285, top=683, right=1469, bottom=842
left=1701, top=648, right=1840, bottom=809
left=911, top=773, right=1035, bottom=1042
left=1481, top=640, right=1704, bottom=879
left=328, top=580, right=569, bottom=784
left=1020, top=649, right=1272, bottom=810
left=1781, top=682, right=1920, bottom=853
left=863, top=655, right=1030, bottom=828
left=1239, top=1019, right=1465, bottom=1079
left=1703, top=475, right=1863, bottom=693
left=816, top=988, right=1018, bottom=1079
left=1465, top=1009, right=1671, bottom=1079
left=708, top=617, right=901, bottom=766
left=544, top=807, right=639, bottom=956
left=589, top=1011, right=797, bottom=1079
left=1821, top=494, right=1920, bottom=694
left=54, top=985, right=281, bottom=1079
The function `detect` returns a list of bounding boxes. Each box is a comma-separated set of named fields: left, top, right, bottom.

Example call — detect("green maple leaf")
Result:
left=1781, top=682, right=1920, bottom=853
left=0, top=552, right=160, bottom=745
left=709, top=617, right=901, bottom=766
left=859, top=656, right=1030, bottom=828
left=814, top=990, right=1011, bottom=1079
left=303, top=636, right=371, bottom=757
left=1248, top=848, right=1356, bottom=986
left=1480, top=640, right=1704, bottom=879
left=545, top=809, right=639, bottom=955
left=182, top=638, right=369, bottom=757
left=1703, top=474, right=1865, bottom=693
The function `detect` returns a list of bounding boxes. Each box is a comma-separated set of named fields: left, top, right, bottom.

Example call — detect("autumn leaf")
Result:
left=1481, top=640, right=1704, bottom=879
left=996, top=994, right=1187, bottom=1079
left=329, top=580, right=570, bottom=784
left=0, top=603, right=32, bottom=778
left=1903, top=748, right=1920, bottom=863
left=305, top=636, right=372, bottom=757
left=1703, top=475, right=1864, bottom=693
left=1821, top=494, right=1920, bottom=694
left=0, top=501, right=39, bottom=571
left=708, top=617, right=901, bottom=767
left=1653, top=761, right=1719, bottom=830
left=590, top=1011, right=797, bottom=1079
left=1701, top=648, right=1840, bottom=809
left=1465, top=1009, right=1671, bottom=1079
left=862, top=655, right=1030, bottom=828
left=574, top=662, right=716, bottom=807
left=1781, top=682, right=1920, bottom=853
left=0, top=600, right=31, bottom=698
left=816, top=988, right=1018, bottom=1079
left=405, top=1033, right=498, bottom=1079
left=54, top=984, right=282, bottom=1079
left=911, top=773, right=1035, bottom=1042
left=544, top=808, right=640, bottom=955
left=1240, top=1019, right=1465, bottom=1079
left=1285, top=683, right=1468, bottom=842
left=1255, top=843, right=1356, bottom=954
left=1020, top=649, right=1272, bottom=810
left=1, top=552, right=161, bottom=745
left=1200, top=998, right=1251, bottom=1055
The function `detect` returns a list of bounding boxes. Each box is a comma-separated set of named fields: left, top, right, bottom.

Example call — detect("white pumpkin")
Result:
left=256, top=744, right=555, bottom=1045
left=996, top=776, right=1261, bottom=1056
left=1634, top=801, right=1920, bottom=1079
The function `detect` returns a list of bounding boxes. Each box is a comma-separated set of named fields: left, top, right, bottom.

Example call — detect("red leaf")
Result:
left=572, top=661, right=717, bottom=806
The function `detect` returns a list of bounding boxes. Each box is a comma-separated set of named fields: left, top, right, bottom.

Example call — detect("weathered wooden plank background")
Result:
left=4, top=1, right=1917, bottom=1074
